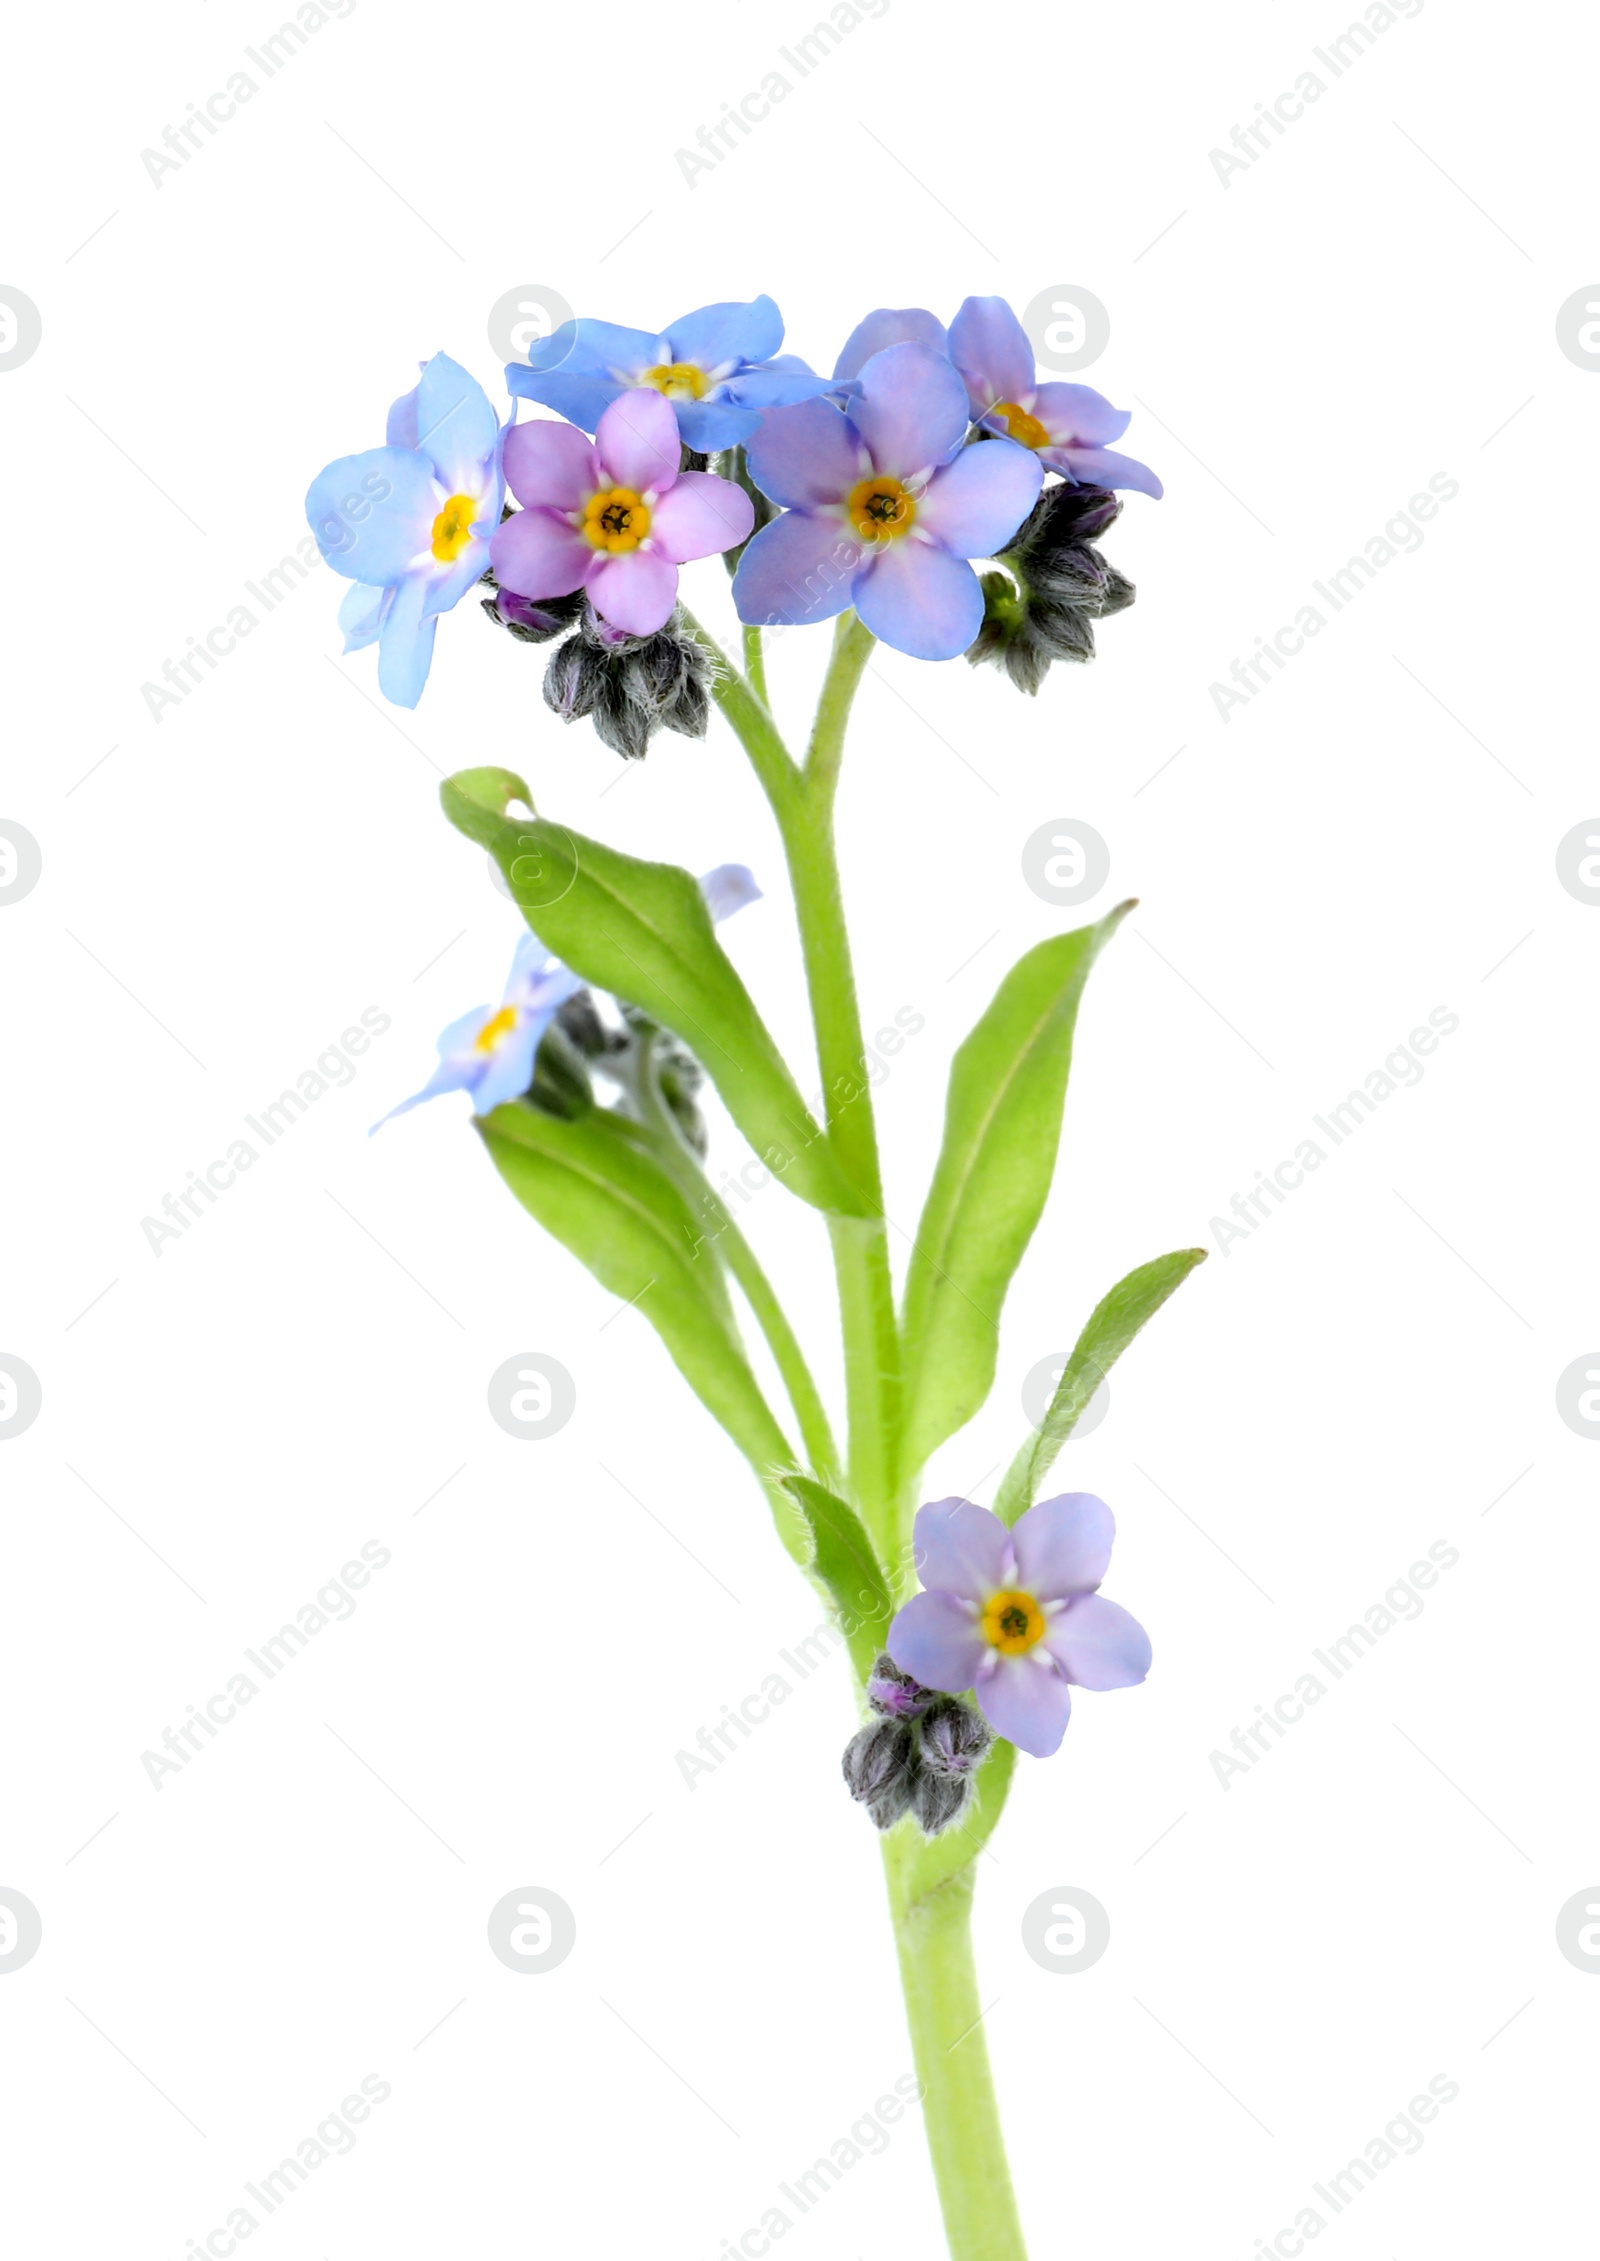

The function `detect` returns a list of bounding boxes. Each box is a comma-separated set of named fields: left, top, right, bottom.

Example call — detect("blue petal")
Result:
left=386, top=378, right=421, bottom=448
left=473, top=1013, right=545, bottom=1113
left=414, top=353, right=499, bottom=492
left=724, top=366, right=835, bottom=408
left=732, top=511, right=859, bottom=629
left=369, top=1038, right=482, bottom=1133
left=376, top=572, right=440, bottom=707
left=525, top=318, right=657, bottom=377
left=833, top=307, right=949, bottom=380
left=853, top=542, right=983, bottom=661
left=305, top=448, right=437, bottom=582
left=665, top=295, right=783, bottom=372
left=675, top=396, right=761, bottom=451
left=850, top=344, right=971, bottom=480
left=338, top=582, right=390, bottom=652
left=506, top=367, right=626, bottom=432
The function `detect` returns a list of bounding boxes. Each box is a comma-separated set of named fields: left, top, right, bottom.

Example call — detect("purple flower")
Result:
left=731, top=343, right=1043, bottom=660
left=506, top=295, right=831, bottom=452
left=948, top=297, right=1163, bottom=498
left=886, top=1493, right=1150, bottom=1758
left=490, top=391, right=754, bottom=639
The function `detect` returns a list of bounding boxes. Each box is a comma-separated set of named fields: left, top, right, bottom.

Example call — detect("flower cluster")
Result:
left=305, top=295, right=1158, bottom=716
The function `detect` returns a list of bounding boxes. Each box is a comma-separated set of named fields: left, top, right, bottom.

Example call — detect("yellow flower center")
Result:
left=981, top=1589, right=1047, bottom=1657
left=581, top=485, right=651, bottom=553
left=641, top=361, right=710, bottom=400
left=846, top=474, right=916, bottom=543
left=475, top=1005, right=519, bottom=1053
left=430, top=492, right=480, bottom=563
left=991, top=401, right=1051, bottom=451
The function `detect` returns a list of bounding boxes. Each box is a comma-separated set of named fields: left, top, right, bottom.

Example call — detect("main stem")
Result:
left=690, top=607, right=1027, bottom=2261
left=886, top=1848, right=1029, bottom=2261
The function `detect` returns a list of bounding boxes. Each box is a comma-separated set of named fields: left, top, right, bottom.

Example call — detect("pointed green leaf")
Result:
left=899, top=905, right=1132, bottom=1477
left=783, top=1474, right=893, bottom=1678
left=443, top=767, right=866, bottom=1218
left=992, top=1247, right=1208, bottom=1525
left=478, top=1100, right=805, bottom=1554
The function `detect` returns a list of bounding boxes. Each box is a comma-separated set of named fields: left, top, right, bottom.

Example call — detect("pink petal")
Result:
left=1012, top=1492, right=1115, bottom=1601
left=887, top=1590, right=986, bottom=1692
left=587, top=550, right=678, bottom=636
left=595, top=389, right=681, bottom=496
left=976, top=1655, right=1073, bottom=1757
left=1043, top=1593, right=1152, bottom=1690
left=650, top=470, right=754, bottom=563
left=911, top=1497, right=1010, bottom=1604
left=503, top=420, right=599, bottom=510
left=489, top=508, right=591, bottom=600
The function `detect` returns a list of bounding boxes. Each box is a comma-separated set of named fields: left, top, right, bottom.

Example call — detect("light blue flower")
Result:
left=507, top=296, right=830, bottom=452
left=372, top=935, right=583, bottom=1131
left=306, top=353, right=506, bottom=708
left=375, top=866, right=763, bottom=1130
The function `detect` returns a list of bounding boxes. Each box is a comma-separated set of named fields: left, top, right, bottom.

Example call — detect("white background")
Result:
left=2, top=0, right=1596, bottom=2254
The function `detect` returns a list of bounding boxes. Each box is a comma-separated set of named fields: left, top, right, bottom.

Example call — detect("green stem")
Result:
left=742, top=622, right=770, bottom=708
left=884, top=1841, right=1028, bottom=2261
left=634, top=1039, right=842, bottom=1486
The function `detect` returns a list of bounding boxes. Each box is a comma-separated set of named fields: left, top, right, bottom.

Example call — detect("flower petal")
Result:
left=666, top=293, right=785, bottom=371
left=976, top=1655, right=1073, bottom=1757
left=1031, top=382, right=1132, bottom=448
left=305, top=447, right=436, bottom=582
left=853, top=541, right=983, bottom=661
left=650, top=470, right=754, bottom=563
left=473, top=1013, right=548, bottom=1114
left=588, top=550, right=678, bottom=636
left=1043, top=1593, right=1152, bottom=1690
left=1055, top=444, right=1164, bottom=500
left=505, top=368, right=625, bottom=431
left=1011, top=1492, right=1115, bottom=1601
left=699, top=864, right=761, bottom=923
left=850, top=343, right=971, bottom=480
left=746, top=396, right=862, bottom=510
left=524, top=318, right=656, bottom=377
left=674, top=397, right=761, bottom=452
left=595, top=388, right=682, bottom=495
left=338, top=581, right=390, bottom=652
left=724, top=365, right=832, bottom=408
left=911, top=1497, right=1010, bottom=1603
left=833, top=306, right=949, bottom=381
left=490, top=508, right=591, bottom=600
left=732, top=510, right=859, bottom=629
left=386, top=380, right=420, bottom=450
left=414, top=352, right=499, bottom=492
left=503, top=420, right=600, bottom=510
left=886, top=1590, right=987, bottom=1693
left=948, top=295, right=1036, bottom=413
left=375, top=571, right=439, bottom=708
left=915, top=439, right=1043, bottom=560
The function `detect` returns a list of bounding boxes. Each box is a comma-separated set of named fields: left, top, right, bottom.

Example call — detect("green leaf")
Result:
left=783, top=1475, right=893, bottom=1678
left=443, top=767, right=866, bottom=1219
left=991, top=1247, right=1208, bottom=1525
left=478, top=1100, right=806, bottom=1555
left=899, top=905, right=1132, bottom=1477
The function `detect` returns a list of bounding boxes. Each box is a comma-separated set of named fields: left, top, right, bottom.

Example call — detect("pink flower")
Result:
left=489, top=391, right=754, bottom=638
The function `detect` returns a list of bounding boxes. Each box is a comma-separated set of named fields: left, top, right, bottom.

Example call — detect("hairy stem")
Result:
left=884, top=1837, right=1028, bottom=2261
left=634, top=1038, right=842, bottom=1486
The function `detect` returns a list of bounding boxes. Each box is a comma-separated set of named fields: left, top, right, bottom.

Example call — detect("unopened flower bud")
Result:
left=918, top=1696, right=993, bottom=1779
left=482, top=584, right=586, bottom=643
left=912, top=1767, right=972, bottom=1837
left=842, top=1719, right=917, bottom=1829
left=541, top=607, right=714, bottom=760
left=867, top=1654, right=933, bottom=1721
left=967, top=482, right=1136, bottom=695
